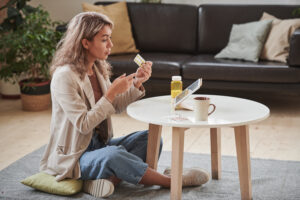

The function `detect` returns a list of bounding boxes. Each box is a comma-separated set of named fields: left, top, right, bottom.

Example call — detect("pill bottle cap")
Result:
left=172, top=76, right=182, bottom=81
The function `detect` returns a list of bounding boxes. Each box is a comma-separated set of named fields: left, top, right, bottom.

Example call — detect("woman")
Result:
left=40, top=12, right=209, bottom=198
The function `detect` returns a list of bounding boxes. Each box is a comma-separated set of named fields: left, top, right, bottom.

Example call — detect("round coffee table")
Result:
left=127, top=95, right=270, bottom=200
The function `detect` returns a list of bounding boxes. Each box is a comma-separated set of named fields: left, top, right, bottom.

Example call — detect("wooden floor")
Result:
left=1, top=95, right=300, bottom=170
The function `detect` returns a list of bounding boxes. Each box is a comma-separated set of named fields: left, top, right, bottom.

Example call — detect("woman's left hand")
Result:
left=134, top=61, right=152, bottom=88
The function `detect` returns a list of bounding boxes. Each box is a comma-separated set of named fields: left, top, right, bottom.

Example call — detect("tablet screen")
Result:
left=174, top=78, right=202, bottom=106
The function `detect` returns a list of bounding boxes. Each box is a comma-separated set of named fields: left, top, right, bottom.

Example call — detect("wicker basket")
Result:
left=21, top=93, right=51, bottom=111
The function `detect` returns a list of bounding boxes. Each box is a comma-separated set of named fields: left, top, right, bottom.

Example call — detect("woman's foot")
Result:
left=163, top=167, right=210, bottom=187
left=83, top=179, right=114, bottom=198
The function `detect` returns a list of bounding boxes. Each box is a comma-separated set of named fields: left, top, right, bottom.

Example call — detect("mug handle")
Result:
left=208, top=104, right=216, bottom=116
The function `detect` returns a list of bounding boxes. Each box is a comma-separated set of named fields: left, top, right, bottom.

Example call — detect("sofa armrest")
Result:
left=288, top=28, right=300, bottom=67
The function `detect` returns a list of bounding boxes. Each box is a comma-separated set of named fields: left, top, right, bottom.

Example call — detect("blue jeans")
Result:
left=79, top=130, right=163, bottom=185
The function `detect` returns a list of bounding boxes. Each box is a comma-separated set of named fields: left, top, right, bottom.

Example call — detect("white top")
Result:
left=127, top=95, right=270, bottom=128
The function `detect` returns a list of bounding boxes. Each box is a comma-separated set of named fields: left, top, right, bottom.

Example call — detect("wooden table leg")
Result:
left=210, top=128, right=221, bottom=179
left=234, top=125, right=252, bottom=200
left=171, top=127, right=186, bottom=200
left=146, top=123, right=162, bottom=170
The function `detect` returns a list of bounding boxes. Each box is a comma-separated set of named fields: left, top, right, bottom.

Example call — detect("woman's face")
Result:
left=85, top=25, right=113, bottom=61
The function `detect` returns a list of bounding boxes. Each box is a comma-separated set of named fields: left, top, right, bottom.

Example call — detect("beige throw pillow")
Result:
left=260, top=12, right=300, bottom=63
left=82, top=1, right=138, bottom=55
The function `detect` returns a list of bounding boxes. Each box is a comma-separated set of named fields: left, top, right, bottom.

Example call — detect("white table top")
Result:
left=127, top=95, right=270, bottom=128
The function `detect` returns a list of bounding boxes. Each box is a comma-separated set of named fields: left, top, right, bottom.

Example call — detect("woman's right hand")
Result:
left=105, top=73, right=136, bottom=103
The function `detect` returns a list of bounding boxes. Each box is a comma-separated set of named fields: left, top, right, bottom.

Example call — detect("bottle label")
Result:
left=171, top=89, right=182, bottom=98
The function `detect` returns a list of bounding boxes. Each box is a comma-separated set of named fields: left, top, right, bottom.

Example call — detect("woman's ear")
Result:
left=81, top=38, right=89, bottom=49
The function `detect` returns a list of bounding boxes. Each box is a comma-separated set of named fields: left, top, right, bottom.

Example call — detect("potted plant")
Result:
left=0, top=0, right=25, bottom=98
left=0, top=2, right=62, bottom=111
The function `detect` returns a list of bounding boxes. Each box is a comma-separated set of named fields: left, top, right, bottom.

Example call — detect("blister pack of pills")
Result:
left=134, top=54, right=146, bottom=67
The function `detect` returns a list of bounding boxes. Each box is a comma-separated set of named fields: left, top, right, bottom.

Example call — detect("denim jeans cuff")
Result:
left=134, top=163, right=148, bottom=185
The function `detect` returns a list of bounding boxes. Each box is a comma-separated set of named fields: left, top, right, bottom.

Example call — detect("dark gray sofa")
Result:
left=96, top=2, right=300, bottom=97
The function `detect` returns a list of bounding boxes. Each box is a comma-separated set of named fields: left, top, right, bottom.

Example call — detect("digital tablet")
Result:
left=174, top=78, right=202, bottom=106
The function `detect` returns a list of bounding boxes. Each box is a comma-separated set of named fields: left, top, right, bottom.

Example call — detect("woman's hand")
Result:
left=105, top=73, right=136, bottom=103
left=134, top=61, right=152, bottom=88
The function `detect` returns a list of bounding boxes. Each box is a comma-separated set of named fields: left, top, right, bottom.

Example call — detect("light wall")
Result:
left=29, top=0, right=300, bottom=22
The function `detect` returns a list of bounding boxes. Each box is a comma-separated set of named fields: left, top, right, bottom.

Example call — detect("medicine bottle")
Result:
left=171, top=76, right=182, bottom=99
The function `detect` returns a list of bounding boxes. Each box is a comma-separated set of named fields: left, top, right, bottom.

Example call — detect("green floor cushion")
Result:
left=21, top=172, right=83, bottom=196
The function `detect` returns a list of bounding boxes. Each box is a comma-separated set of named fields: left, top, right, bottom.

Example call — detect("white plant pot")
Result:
left=0, top=78, right=21, bottom=99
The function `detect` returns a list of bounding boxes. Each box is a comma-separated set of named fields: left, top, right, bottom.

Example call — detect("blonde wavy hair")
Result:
left=50, top=12, right=114, bottom=80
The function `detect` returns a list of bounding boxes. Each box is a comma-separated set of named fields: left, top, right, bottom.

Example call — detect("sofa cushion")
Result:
left=126, top=3, right=198, bottom=53
left=182, top=55, right=300, bottom=83
left=198, top=4, right=300, bottom=53
left=108, top=53, right=193, bottom=79
left=215, top=19, right=272, bottom=62
left=82, top=2, right=138, bottom=55
left=260, top=12, right=300, bottom=63
left=184, top=79, right=300, bottom=97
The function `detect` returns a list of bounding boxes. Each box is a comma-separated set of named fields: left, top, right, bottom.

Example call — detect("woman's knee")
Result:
left=135, top=130, right=149, bottom=142
left=139, top=130, right=163, bottom=152
left=132, top=130, right=149, bottom=149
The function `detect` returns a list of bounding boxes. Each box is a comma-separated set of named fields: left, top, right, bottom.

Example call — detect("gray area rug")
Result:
left=0, top=146, right=300, bottom=200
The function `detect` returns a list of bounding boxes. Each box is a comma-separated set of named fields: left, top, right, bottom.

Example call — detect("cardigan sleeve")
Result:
left=112, top=84, right=145, bottom=113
